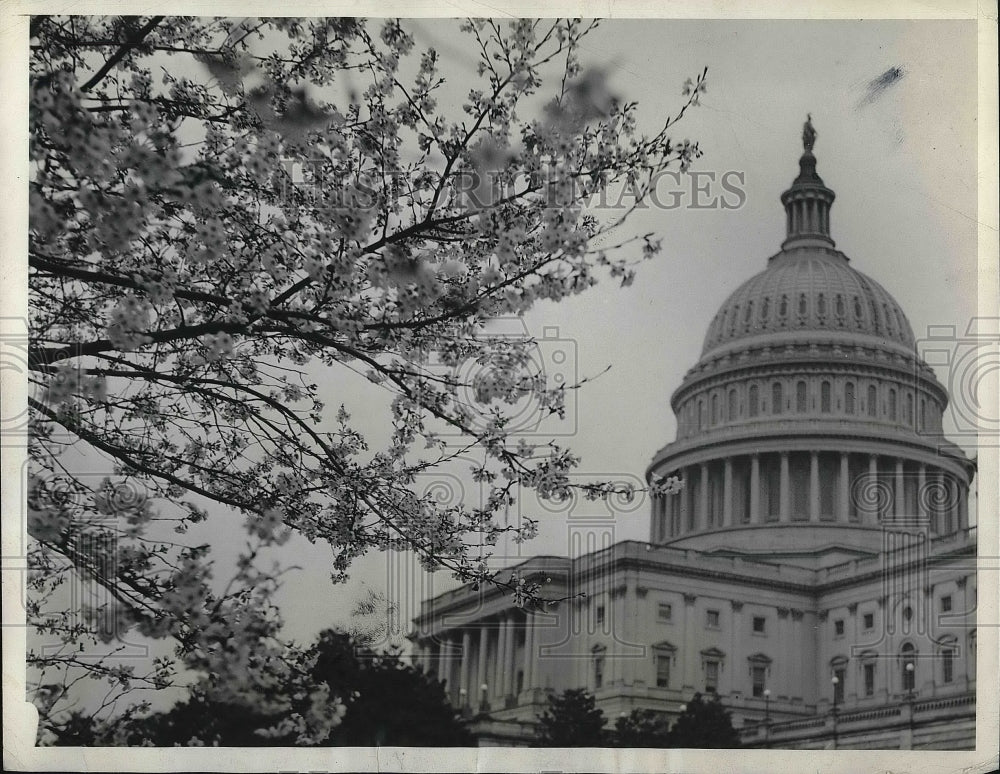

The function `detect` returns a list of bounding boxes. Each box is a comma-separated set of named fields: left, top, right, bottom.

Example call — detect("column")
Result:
left=894, top=458, right=905, bottom=520
left=750, top=455, right=761, bottom=524
left=809, top=452, right=820, bottom=522
left=958, top=482, right=969, bottom=531
left=494, top=615, right=507, bottom=699
left=791, top=610, right=805, bottom=701
left=730, top=601, right=744, bottom=696
left=459, top=629, right=471, bottom=705
left=868, top=455, right=879, bottom=525
left=917, top=464, right=928, bottom=530
left=839, top=453, right=850, bottom=522
left=723, top=458, right=734, bottom=527
left=523, top=613, right=535, bottom=693
left=441, top=635, right=455, bottom=703
left=503, top=614, right=515, bottom=697
left=779, top=452, right=790, bottom=522
left=699, top=462, right=709, bottom=531
left=680, top=467, right=690, bottom=533
left=683, top=594, right=697, bottom=690
left=477, top=626, right=489, bottom=707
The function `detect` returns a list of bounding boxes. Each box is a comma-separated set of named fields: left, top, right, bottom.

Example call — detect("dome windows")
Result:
left=845, top=382, right=856, bottom=414
left=821, top=381, right=832, bottom=413
left=728, top=388, right=738, bottom=420
left=796, top=381, right=808, bottom=413
left=748, top=385, right=759, bottom=417
left=835, top=294, right=845, bottom=318
left=798, top=293, right=808, bottom=318
left=867, top=385, right=878, bottom=417
left=888, top=388, right=897, bottom=421
left=817, top=292, right=827, bottom=317
left=779, top=295, right=788, bottom=318
left=760, top=296, right=770, bottom=324
left=772, top=382, right=783, bottom=415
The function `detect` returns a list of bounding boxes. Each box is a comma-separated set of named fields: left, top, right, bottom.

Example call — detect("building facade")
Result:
left=411, top=124, right=977, bottom=749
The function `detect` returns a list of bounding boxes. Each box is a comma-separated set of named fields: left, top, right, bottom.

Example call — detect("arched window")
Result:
left=845, top=382, right=856, bottom=414
left=905, top=393, right=913, bottom=425
left=711, top=393, right=719, bottom=425
left=836, top=294, right=845, bottom=317
left=870, top=300, right=881, bottom=333
left=779, top=295, right=788, bottom=318
left=888, top=388, right=897, bottom=421
left=821, top=381, right=832, bottom=413
left=900, top=642, right=916, bottom=692
left=867, top=385, right=878, bottom=417
left=798, top=293, right=808, bottom=316
left=854, top=296, right=863, bottom=320
left=745, top=300, right=753, bottom=325
left=728, top=389, right=738, bottom=420
left=920, top=398, right=926, bottom=430
left=817, top=293, right=826, bottom=316
left=760, top=296, right=769, bottom=322
left=698, top=399, right=705, bottom=430
left=796, top=381, right=808, bottom=413
left=748, top=385, right=759, bottom=417
left=830, top=656, right=848, bottom=704
left=772, top=383, right=783, bottom=415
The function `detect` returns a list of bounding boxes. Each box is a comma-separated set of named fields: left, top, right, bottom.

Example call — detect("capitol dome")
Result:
left=646, top=119, right=975, bottom=557
left=700, top=249, right=917, bottom=360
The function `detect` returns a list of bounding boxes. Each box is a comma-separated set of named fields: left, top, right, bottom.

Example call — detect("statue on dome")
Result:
left=802, top=114, right=817, bottom=152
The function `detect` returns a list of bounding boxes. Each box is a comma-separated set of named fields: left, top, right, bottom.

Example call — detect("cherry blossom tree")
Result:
left=27, top=15, right=698, bottom=742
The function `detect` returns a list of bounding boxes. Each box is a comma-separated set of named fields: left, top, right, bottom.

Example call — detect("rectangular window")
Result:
left=834, top=619, right=845, bottom=636
left=705, top=660, right=719, bottom=693
left=655, top=655, right=671, bottom=688
left=751, top=666, right=766, bottom=697
left=864, top=663, right=875, bottom=696
left=752, top=616, right=766, bottom=634
left=941, top=595, right=952, bottom=613
left=706, top=610, right=720, bottom=628
left=595, top=605, right=605, bottom=625
left=594, top=655, right=605, bottom=688
left=863, top=612, right=875, bottom=630
left=657, top=603, right=673, bottom=622
left=942, top=649, right=954, bottom=684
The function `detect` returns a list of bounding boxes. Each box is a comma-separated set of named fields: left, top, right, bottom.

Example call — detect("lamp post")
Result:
left=904, top=662, right=915, bottom=700
left=763, top=688, right=771, bottom=749
left=830, top=675, right=840, bottom=749
left=480, top=682, right=489, bottom=713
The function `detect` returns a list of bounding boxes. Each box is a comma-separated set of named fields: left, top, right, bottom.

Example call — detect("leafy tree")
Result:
left=536, top=688, right=608, bottom=746
left=309, top=629, right=472, bottom=746
left=25, top=14, right=699, bottom=741
left=613, top=708, right=672, bottom=747
left=81, top=629, right=469, bottom=747
left=666, top=692, right=740, bottom=748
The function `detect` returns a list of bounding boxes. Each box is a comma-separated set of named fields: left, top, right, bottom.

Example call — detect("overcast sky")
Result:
left=224, top=17, right=982, bottom=650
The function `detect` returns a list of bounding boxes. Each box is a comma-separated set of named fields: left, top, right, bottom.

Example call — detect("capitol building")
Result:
left=411, top=123, right=977, bottom=749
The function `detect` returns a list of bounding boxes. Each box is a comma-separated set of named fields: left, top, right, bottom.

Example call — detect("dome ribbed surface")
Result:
left=701, top=249, right=916, bottom=358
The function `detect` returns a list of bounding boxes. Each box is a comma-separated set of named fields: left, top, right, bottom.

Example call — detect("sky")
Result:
left=252, top=17, right=982, bottom=650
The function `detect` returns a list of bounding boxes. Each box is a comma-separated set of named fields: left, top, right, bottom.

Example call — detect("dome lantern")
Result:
left=780, top=115, right=836, bottom=250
